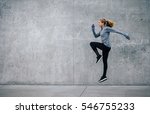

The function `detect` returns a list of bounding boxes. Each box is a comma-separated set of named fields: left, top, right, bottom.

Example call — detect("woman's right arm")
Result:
left=91, top=24, right=100, bottom=38
left=106, top=27, right=130, bottom=40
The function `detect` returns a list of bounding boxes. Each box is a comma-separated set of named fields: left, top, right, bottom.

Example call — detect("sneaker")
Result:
left=96, top=55, right=102, bottom=63
left=98, top=76, right=107, bottom=83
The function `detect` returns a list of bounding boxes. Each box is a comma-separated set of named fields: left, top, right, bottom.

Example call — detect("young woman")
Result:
left=90, top=18, right=130, bottom=83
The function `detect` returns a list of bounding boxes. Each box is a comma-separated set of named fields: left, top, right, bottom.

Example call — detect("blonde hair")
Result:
left=107, top=19, right=115, bottom=28
left=100, top=18, right=115, bottom=28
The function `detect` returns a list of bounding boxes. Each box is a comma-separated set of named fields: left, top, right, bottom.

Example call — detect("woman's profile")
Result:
left=90, top=18, right=130, bottom=83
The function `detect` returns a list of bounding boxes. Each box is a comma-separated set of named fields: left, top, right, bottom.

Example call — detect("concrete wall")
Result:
left=0, top=0, right=150, bottom=85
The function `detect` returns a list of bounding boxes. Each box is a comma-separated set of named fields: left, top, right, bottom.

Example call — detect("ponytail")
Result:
left=106, top=20, right=115, bottom=28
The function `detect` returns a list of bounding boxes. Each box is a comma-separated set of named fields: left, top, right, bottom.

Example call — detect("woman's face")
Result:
left=98, top=20, right=104, bottom=27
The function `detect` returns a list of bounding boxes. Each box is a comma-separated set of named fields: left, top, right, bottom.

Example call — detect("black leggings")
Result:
left=90, top=42, right=111, bottom=76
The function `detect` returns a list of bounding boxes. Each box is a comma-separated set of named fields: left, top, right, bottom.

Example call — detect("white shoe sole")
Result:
left=98, top=78, right=107, bottom=83
left=96, top=56, right=102, bottom=63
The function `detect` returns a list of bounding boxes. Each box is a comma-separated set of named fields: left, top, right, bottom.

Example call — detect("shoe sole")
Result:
left=96, top=56, right=102, bottom=63
left=98, top=78, right=107, bottom=83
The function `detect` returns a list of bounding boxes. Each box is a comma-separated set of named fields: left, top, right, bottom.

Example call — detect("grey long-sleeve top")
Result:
left=92, top=26, right=129, bottom=48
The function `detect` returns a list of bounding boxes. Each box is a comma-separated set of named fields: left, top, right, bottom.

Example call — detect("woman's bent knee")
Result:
left=90, top=42, right=94, bottom=46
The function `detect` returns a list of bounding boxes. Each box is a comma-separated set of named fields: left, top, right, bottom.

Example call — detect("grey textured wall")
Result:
left=0, top=0, right=150, bottom=85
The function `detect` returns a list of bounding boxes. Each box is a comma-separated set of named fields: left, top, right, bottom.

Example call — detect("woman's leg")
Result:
left=102, top=47, right=111, bottom=77
left=98, top=47, right=111, bottom=82
left=90, top=42, right=103, bottom=57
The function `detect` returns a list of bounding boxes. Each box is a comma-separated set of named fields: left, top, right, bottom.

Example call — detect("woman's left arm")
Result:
left=106, top=27, right=130, bottom=40
left=91, top=24, right=100, bottom=38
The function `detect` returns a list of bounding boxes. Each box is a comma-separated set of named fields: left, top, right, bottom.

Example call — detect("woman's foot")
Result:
left=96, top=55, right=102, bottom=63
left=98, top=76, right=107, bottom=83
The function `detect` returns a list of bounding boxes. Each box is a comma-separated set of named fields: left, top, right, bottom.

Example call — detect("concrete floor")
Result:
left=0, top=85, right=150, bottom=97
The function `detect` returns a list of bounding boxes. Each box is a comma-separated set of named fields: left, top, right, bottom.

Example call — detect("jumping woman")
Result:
left=90, top=18, right=130, bottom=83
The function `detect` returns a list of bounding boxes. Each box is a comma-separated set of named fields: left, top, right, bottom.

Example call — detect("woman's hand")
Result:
left=125, top=34, right=130, bottom=40
left=91, top=24, right=95, bottom=29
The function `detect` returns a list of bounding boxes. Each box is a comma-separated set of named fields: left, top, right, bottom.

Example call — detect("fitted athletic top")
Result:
left=92, top=26, right=129, bottom=48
